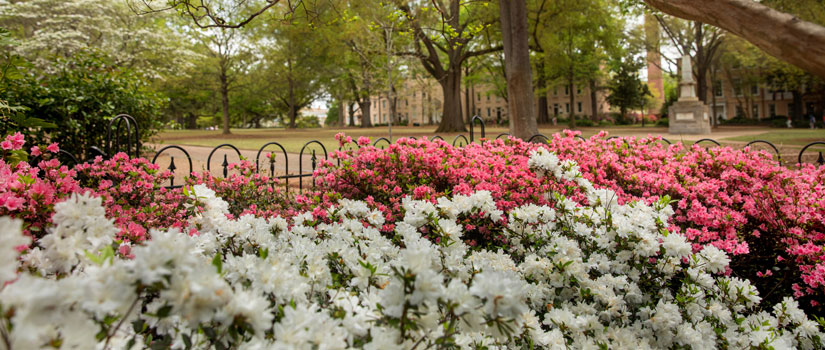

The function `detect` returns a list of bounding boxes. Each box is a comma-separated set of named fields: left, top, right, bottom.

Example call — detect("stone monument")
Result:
left=668, top=55, right=710, bottom=134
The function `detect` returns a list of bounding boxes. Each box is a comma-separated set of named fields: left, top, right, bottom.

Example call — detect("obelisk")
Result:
left=668, top=55, right=711, bottom=134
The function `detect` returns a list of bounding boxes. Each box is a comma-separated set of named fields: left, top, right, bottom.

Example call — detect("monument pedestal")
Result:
left=669, top=100, right=710, bottom=134
left=668, top=55, right=711, bottom=135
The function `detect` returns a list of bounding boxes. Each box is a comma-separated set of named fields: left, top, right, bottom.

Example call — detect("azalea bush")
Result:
left=545, top=131, right=825, bottom=309
left=316, top=135, right=587, bottom=247
left=2, top=149, right=823, bottom=349
left=319, top=133, right=825, bottom=312
left=0, top=133, right=290, bottom=245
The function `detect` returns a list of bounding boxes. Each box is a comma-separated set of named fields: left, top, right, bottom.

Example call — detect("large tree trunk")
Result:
left=220, top=71, right=231, bottom=135
left=436, top=69, right=467, bottom=133
left=589, top=79, right=599, bottom=121
left=500, top=0, right=538, bottom=140
left=360, top=99, right=372, bottom=128
left=568, top=79, right=576, bottom=129
left=644, top=0, right=825, bottom=78
left=287, top=78, right=297, bottom=129
left=694, top=22, right=709, bottom=104
left=464, top=65, right=471, bottom=123
left=791, top=90, right=802, bottom=120
left=338, top=99, right=345, bottom=127
left=347, top=102, right=355, bottom=127
left=536, top=60, right=550, bottom=124
left=427, top=93, right=434, bottom=125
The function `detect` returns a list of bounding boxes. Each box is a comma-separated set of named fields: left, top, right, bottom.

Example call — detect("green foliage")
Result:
left=1, top=54, right=164, bottom=158
left=325, top=101, right=340, bottom=126
left=606, top=57, right=646, bottom=119
left=295, top=115, right=321, bottom=129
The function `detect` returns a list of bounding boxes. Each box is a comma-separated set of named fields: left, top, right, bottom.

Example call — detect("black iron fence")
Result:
left=29, top=114, right=825, bottom=193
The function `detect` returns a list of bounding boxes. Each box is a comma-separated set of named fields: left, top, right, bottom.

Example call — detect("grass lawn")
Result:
left=154, top=125, right=825, bottom=155
left=153, top=125, right=682, bottom=153
left=722, top=129, right=825, bottom=146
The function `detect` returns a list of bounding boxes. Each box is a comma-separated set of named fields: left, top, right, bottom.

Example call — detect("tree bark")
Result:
left=791, top=90, right=802, bottom=120
left=589, top=79, right=599, bottom=121
left=360, top=99, right=372, bottom=128
left=464, top=65, right=471, bottom=123
left=338, top=99, right=345, bottom=127
left=536, top=60, right=550, bottom=124
left=347, top=102, right=355, bottom=127
left=220, top=66, right=231, bottom=134
left=568, top=79, right=576, bottom=129
left=500, top=0, right=538, bottom=140
left=644, top=0, right=825, bottom=78
left=436, top=69, right=466, bottom=133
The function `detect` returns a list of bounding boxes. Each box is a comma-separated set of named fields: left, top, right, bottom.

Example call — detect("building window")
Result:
left=576, top=86, right=582, bottom=95
left=486, top=94, right=490, bottom=101
left=553, top=104, right=559, bottom=115
left=769, top=104, right=776, bottom=117
left=564, top=86, right=569, bottom=95
left=487, top=108, right=491, bottom=117
left=752, top=104, right=759, bottom=118
left=477, top=93, right=481, bottom=101
left=554, top=87, right=558, bottom=96
left=405, top=99, right=409, bottom=106
left=713, top=81, right=723, bottom=97
left=383, top=100, right=386, bottom=108
left=565, top=103, right=570, bottom=113
left=422, top=92, right=426, bottom=98
left=735, top=105, right=744, bottom=117
left=477, top=108, right=481, bottom=116
left=751, top=85, right=759, bottom=96
left=577, top=102, right=582, bottom=113
left=733, top=79, right=743, bottom=96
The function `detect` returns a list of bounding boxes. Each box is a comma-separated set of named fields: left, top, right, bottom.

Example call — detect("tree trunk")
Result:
left=338, top=99, right=345, bottom=127
left=427, top=93, right=434, bottom=125
left=589, top=79, right=599, bottom=121
left=536, top=60, right=550, bottom=124
left=220, top=70, right=231, bottom=135
left=791, top=90, right=802, bottom=120
left=568, top=79, right=576, bottom=129
left=288, top=104, right=298, bottom=129
left=287, top=78, right=297, bottom=129
left=435, top=68, right=467, bottom=133
left=186, top=112, right=197, bottom=129
left=500, top=0, right=538, bottom=140
left=360, top=99, right=372, bottom=128
left=644, top=0, right=825, bottom=79
left=464, top=65, right=472, bottom=123
left=347, top=102, right=355, bottom=127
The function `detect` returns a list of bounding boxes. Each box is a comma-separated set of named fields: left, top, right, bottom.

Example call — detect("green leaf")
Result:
left=212, top=253, right=223, bottom=274
left=157, top=304, right=173, bottom=318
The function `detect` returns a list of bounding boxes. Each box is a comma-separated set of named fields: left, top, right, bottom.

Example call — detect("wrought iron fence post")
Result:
left=151, top=145, right=193, bottom=189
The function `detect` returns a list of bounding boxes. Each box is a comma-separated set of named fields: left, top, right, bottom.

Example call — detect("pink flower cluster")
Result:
left=0, top=135, right=290, bottom=245
left=545, top=131, right=825, bottom=306
left=319, top=132, right=825, bottom=310
left=318, top=135, right=586, bottom=246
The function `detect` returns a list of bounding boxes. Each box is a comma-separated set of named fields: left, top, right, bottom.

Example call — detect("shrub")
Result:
left=1, top=150, right=823, bottom=349
left=1, top=54, right=164, bottom=159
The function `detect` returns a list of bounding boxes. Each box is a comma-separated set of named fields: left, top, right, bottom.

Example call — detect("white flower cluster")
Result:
left=0, top=153, right=822, bottom=349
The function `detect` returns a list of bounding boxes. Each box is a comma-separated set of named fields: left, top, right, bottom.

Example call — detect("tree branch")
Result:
left=645, top=0, right=825, bottom=78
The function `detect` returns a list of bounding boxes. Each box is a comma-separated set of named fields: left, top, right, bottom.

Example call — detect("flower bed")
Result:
left=2, top=131, right=825, bottom=348
left=2, top=147, right=822, bottom=349
left=545, top=131, right=825, bottom=309
left=318, top=133, right=825, bottom=310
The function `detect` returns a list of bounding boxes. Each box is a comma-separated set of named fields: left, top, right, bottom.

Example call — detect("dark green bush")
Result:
left=1, top=53, right=164, bottom=159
